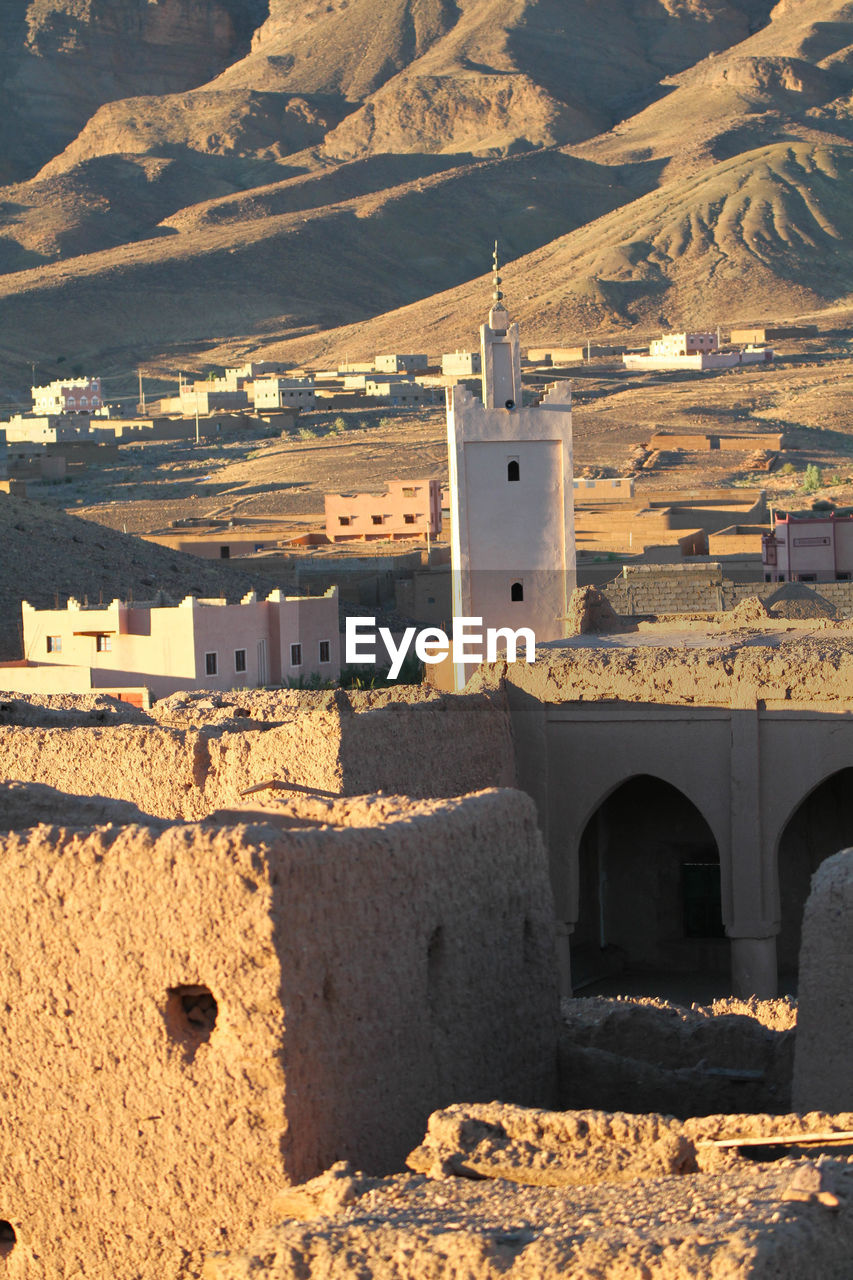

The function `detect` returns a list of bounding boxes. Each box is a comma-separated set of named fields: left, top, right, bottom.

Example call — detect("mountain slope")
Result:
left=252, top=138, right=853, bottom=362
left=0, top=0, right=852, bottom=381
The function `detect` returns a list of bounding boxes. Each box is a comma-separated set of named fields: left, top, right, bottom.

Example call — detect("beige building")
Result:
left=252, top=377, right=316, bottom=409
left=441, top=350, right=481, bottom=377
left=5, top=589, right=340, bottom=698
left=374, top=353, right=428, bottom=374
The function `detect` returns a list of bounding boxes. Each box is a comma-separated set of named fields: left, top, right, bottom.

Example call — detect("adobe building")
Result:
left=729, top=324, right=818, bottom=344
left=0, top=788, right=558, bottom=1278
left=446, top=254, right=576, bottom=688
left=470, top=618, right=853, bottom=1002
left=325, top=479, right=442, bottom=543
left=762, top=510, right=853, bottom=583
left=1, top=589, right=340, bottom=698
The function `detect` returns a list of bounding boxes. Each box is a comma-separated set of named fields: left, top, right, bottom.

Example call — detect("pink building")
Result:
left=32, top=378, right=102, bottom=414
left=0, top=589, right=340, bottom=699
left=325, top=479, right=442, bottom=543
left=763, top=512, right=853, bottom=583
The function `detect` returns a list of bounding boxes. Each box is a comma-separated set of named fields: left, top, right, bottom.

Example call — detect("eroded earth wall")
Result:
left=0, top=687, right=515, bottom=819
left=792, top=847, right=853, bottom=1113
left=0, top=788, right=556, bottom=1279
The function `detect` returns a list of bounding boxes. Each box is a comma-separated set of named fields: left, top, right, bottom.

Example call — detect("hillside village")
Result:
left=2, top=1, right=853, bottom=1278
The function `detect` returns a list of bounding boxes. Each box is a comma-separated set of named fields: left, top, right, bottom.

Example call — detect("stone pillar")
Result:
left=727, top=697, right=779, bottom=998
left=730, top=934, right=778, bottom=999
left=555, top=920, right=574, bottom=997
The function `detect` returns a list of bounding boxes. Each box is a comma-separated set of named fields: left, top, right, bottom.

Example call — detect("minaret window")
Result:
left=511, top=581, right=524, bottom=602
left=507, top=459, right=520, bottom=482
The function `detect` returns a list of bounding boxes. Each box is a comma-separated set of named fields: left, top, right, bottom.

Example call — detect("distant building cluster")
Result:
left=624, top=331, right=773, bottom=372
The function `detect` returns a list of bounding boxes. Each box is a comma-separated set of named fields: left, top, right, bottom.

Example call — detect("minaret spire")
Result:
left=492, top=240, right=504, bottom=307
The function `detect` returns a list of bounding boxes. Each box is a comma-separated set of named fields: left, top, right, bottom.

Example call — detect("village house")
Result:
left=0, top=589, right=340, bottom=699
left=441, top=351, right=481, bottom=377
left=252, top=376, right=317, bottom=409
left=325, top=480, right=442, bottom=543
left=651, top=332, right=719, bottom=357
left=32, top=377, right=102, bottom=414
left=763, top=510, right=853, bottom=583
left=374, top=353, right=428, bottom=374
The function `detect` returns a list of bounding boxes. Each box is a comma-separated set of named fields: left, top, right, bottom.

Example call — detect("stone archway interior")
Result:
left=574, top=775, right=724, bottom=987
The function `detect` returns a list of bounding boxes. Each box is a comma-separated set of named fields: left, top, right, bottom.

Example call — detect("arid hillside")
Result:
left=0, top=0, right=852, bottom=383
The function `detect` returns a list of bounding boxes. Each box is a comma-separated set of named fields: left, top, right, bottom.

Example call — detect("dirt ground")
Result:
left=30, top=340, right=853, bottom=540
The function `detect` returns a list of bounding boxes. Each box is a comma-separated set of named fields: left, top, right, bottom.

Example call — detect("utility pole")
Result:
left=195, top=390, right=200, bottom=445
left=138, top=368, right=146, bottom=415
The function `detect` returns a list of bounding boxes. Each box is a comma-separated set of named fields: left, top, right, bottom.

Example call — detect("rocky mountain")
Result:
left=0, top=0, right=851, bottom=384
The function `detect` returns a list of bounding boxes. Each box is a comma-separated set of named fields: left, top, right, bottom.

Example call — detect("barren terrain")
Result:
left=0, top=0, right=852, bottom=390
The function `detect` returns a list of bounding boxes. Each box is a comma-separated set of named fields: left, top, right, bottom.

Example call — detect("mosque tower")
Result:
left=446, top=244, right=576, bottom=689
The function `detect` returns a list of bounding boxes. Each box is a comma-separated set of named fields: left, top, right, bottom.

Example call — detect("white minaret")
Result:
left=446, top=244, right=576, bottom=689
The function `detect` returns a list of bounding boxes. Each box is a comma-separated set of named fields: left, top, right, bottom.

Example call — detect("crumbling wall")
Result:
left=0, top=687, right=516, bottom=818
left=560, top=996, right=796, bottom=1116
left=792, top=848, right=853, bottom=1112
left=0, top=788, right=557, bottom=1279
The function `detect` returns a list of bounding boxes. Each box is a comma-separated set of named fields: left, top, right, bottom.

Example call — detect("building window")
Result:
left=219, top=545, right=230, bottom=559
left=837, top=573, right=851, bottom=582
left=96, top=634, right=112, bottom=652
left=507, top=459, right=520, bottom=482
left=205, top=652, right=218, bottom=676
left=290, top=643, right=302, bottom=666
left=319, top=640, right=330, bottom=663
left=402, top=487, right=418, bottom=497
left=511, top=581, right=524, bottom=602
left=235, top=648, right=247, bottom=672
left=338, top=516, right=351, bottom=526
left=404, top=514, right=416, bottom=524
left=371, top=515, right=383, bottom=525
left=46, top=635, right=62, bottom=653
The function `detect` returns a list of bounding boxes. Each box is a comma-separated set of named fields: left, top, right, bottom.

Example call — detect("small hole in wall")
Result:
left=165, top=985, right=218, bottom=1058
left=427, top=925, right=445, bottom=1013
left=0, top=1222, right=16, bottom=1257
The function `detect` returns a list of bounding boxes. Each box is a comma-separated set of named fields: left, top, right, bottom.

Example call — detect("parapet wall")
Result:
left=0, top=788, right=557, bottom=1279
left=0, top=687, right=515, bottom=818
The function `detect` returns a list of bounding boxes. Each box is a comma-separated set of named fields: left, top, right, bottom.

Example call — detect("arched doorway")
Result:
left=776, top=768, right=853, bottom=977
left=573, top=776, right=725, bottom=989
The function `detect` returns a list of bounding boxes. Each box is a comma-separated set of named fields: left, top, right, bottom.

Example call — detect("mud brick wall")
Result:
left=0, top=688, right=516, bottom=819
left=0, top=789, right=557, bottom=1279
